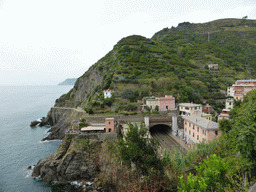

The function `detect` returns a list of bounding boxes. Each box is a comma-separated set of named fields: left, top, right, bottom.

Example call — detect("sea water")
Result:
left=0, top=85, right=80, bottom=192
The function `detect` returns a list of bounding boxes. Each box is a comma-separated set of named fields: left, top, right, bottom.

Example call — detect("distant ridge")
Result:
left=58, top=78, right=77, bottom=85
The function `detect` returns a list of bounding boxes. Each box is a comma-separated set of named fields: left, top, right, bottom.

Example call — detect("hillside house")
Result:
left=228, top=80, right=256, bottom=101
left=203, top=104, right=213, bottom=113
left=218, top=109, right=229, bottom=121
left=145, top=95, right=175, bottom=111
left=208, top=64, right=219, bottom=70
left=183, top=114, right=222, bottom=144
left=179, top=103, right=202, bottom=116
left=103, top=89, right=114, bottom=99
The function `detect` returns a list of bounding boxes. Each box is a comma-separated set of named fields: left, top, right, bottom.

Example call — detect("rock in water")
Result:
left=30, top=120, right=40, bottom=127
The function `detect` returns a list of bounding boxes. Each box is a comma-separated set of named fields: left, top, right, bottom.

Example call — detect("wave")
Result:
left=39, top=139, right=62, bottom=143
left=24, top=165, right=35, bottom=178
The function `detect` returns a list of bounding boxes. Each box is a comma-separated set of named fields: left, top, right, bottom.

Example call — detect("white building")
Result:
left=103, top=89, right=114, bottom=99
left=179, top=103, right=202, bottom=116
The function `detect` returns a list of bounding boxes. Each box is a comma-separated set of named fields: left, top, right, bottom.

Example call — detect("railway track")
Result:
left=152, top=131, right=185, bottom=153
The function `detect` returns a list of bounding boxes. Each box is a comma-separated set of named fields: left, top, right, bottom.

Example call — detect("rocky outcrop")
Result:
left=32, top=134, right=100, bottom=184
left=42, top=107, right=86, bottom=141
left=55, top=67, right=104, bottom=108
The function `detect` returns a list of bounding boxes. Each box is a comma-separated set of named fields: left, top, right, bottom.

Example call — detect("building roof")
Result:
left=183, top=114, right=219, bottom=130
left=236, top=79, right=256, bottom=83
left=81, top=126, right=105, bottom=131
left=105, top=118, right=114, bottom=120
left=179, top=103, right=202, bottom=107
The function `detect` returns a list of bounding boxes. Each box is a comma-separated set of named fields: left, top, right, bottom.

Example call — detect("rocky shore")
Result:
left=32, top=134, right=102, bottom=191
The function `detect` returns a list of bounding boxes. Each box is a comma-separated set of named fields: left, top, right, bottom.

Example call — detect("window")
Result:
left=193, top=133, right=194, bottom=137
left=202, top=130, right=204, bottom=134
left=215, top=131, right=218, bottom=136
left=181, top=106, right=183, bottom=109
left=109, top=122, right=111, bottom=124
left=185, top=128, right=187, bottom=132
left=197, top=135, right=199, bottom=140
left=199, top=107, right=200, bottom=109
left=109, top=128, right=111, bottom=132
left=189, top=123, right=191, bottom=127
left=205, top=131, right=206, bottom=136
left=193, top=125, right=194, bottom=130
left=185, top=121, right=187, bottom=125
left=189, top=130, right=191, bottom=135
left=195, top=107, right=197, bottom=110
left=197, top=127, right=199, bottom=132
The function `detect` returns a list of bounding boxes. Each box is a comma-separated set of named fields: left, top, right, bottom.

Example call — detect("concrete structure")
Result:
left=145, top=95, right=175, bottom=111
left=103, top=89, right=114, bottom=99
left=183, top=114, right=222, bottom=144
left=81, top=118, right=115, bottom=133
left=228, top=80, right=256, bottom=101
left=179, top=103, right=202, bottom=116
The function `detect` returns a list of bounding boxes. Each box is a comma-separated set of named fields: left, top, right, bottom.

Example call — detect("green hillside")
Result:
left=56, top=18, right=256, bottom=113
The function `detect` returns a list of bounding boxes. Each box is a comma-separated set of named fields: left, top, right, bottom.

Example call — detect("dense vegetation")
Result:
left=56, top=18, right=256, bottom=113
left=96, top=90, right=256, bottom=191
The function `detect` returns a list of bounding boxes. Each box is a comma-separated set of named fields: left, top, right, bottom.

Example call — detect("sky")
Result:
left=0, top=0, right=256, bottom=86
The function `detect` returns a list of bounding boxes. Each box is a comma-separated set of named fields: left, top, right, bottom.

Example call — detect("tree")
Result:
left=229, top=90, right=256, bottom=164
left=179, top=154, right=232, bottom=191
left=118, top=123, right=162, bottom=175
left=155, top=105, right=159, bottom=111
left=219, top=119, right=232, bottom=133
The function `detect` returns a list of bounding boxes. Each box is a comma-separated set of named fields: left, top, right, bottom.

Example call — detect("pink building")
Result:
left=183, top=114, right=222, bottom=144
left=228, top=80, right=256, bottom=101
left=105, top=118, right=115, bottom=132
left=145, top=95, right=175, bottom=111
left=156, top=95, right=175, bottom=111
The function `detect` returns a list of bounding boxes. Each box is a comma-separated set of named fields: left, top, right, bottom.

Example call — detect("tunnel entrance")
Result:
left=149, top=124, right=172, bottom=134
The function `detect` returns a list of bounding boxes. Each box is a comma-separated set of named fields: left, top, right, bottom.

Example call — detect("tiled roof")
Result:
left=183, top=114, right=219, bottom=130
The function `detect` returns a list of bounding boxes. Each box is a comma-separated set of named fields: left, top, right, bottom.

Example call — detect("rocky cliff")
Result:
left=42, top=107, right=86, bottom=140
left=33, top=134, right=101, bottom=184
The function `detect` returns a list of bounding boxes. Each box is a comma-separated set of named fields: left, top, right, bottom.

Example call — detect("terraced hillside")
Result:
left=55, top=18, right=256, bottom=114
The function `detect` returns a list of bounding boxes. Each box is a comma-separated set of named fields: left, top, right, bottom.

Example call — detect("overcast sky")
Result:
left=0, top=0, right=255, bottom=86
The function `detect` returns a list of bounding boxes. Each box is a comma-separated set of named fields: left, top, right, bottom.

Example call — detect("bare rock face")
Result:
left=32, top=135, right=100, bottom=184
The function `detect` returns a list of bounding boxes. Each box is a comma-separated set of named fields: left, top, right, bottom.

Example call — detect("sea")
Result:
left=0, top=85, right=81, bottom=192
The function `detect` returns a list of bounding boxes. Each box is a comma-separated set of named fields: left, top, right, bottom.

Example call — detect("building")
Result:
left=179, top=103, right=202, bottom=116
left=218, top=109, right=229, bottom=121
left=103, top=89, right=114, bottom=99
left=208, top=64, right=219, bottom=70
left=225, top=97, right=234, bottom=110
left=228, top=80, right=256, bottom=101
left=183, top=114, right=222, bottom=144
left=203, top=104, right=213, bottom=113
left=227, top=86, right=234, bottom=97
left=145, top=95, right=175, bottom=111
left=217, top=97, right=234, bottom=121
left=81, top=118, right=115, bottom=133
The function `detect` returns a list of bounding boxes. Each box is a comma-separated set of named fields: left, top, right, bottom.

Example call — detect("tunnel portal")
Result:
left=149, top=124, right=172, bottom=134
